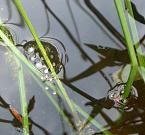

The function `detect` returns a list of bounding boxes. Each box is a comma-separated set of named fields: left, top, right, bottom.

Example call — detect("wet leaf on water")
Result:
left=125, top=1, right=145, bottom=25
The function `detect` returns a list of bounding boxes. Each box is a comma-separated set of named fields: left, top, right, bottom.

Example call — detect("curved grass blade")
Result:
left=13, top=0, right=75, bottom=114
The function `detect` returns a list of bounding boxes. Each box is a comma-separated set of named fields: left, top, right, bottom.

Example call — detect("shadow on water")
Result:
left=41, top=0, right=113, bottom=88
left=62, top=62, right=145, bottom=134
left=62, top=40, right=145, bottom=134
left=66, top=44, right=129, bottom=83
left=67, top=33, right=145, bottom=83
left=91, top=80, right=145, bottom=134
left=1, top=0, right=145, bottom=134
left=84, top=0, right=126, bottom=47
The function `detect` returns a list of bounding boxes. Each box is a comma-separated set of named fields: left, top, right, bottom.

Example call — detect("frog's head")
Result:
left=108, top=83, right=125, bottom=105
left=107, top=83, right=138, bottom=108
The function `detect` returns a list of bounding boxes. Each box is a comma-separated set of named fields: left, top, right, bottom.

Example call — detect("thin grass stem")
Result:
left=13, top=0, right=75, bottom=113
left=73, top=103, right=112, bottom=135
left=17, top=61, right=29, bottom=135
left=114, top=0, right=138, bottom=98
left=114, top=0, right=138, bottom=66
left=0, top=27, right=112, bottom=135
left=122, top=66, right=137, bottom=99
left=125, top=0, right=145, bottom=81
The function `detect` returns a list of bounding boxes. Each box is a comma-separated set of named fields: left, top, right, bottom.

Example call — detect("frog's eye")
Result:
left=28, top=47, right=35, bottom=53
left=110, top=93, right=114, bottom=98
left=30, top=55, right=36, bottom=62
left=52, top=62, right=56, bottom=67
left=50, top=54, right=54, bottom=59
left=121, top=90, right=124, bottom=94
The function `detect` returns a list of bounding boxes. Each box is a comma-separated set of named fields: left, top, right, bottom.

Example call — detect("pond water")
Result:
left=0, top=0, right=145, bottom=135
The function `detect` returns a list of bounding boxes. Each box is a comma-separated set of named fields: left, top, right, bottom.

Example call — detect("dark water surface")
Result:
left=0, top=0, right=145, bottom=135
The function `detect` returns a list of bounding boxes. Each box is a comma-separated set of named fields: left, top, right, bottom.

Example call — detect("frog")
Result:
left=107, top=64, right=139, bottom=108
left=17, top=39, right=66, bottom=81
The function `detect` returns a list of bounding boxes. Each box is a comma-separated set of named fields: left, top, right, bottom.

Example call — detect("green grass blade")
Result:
left=0, top=25, right=112, bottom=135
left=17, top=61, right=29, bottom=135
left=73, top=103, right=112, bottom=135
left=114, top=0, right=138, bottom=66
left=29, top=69, right=76, bottom=132
left=114, top=0, right=139, bottom=98
left=122, top=66, right=137, bottom=99
left=125, top=0, right=145, bottom=81
left=13, top=0, right=75, bottom=114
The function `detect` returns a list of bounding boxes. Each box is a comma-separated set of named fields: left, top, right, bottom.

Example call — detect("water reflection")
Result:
left=66, top=45, right=129, bottom=83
